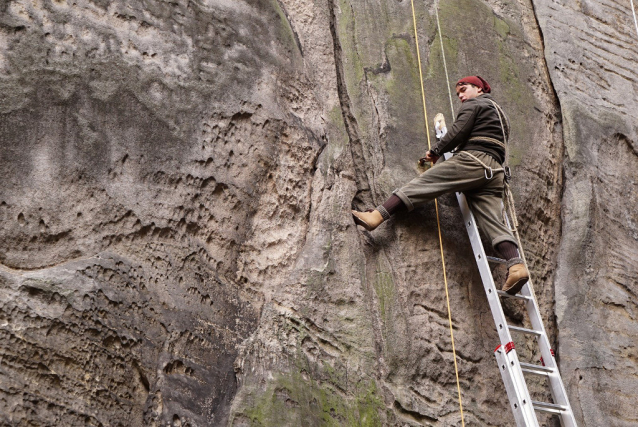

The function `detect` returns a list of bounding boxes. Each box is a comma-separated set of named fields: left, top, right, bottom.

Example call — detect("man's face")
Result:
left=456, top=83, right=483, bottom=103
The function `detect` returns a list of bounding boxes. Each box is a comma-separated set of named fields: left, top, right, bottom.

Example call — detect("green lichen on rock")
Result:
left=494, top=15, right=510, bottom=40
left=337, top=0, right=366, bottom=100
left=372, top=266, right=406, bottom=374
left=506, top=144, right=523, bottom=167
left=352, top=381, right=384, bottom=426
left=237, top=371, right=384, bottom=426
left=269, top=0, right=302, bottom=60
left=327, top=104, right=349, bottom=148
left=381, top=35, right=425, bottom=126
left=374, top=270, right=395, bottom=323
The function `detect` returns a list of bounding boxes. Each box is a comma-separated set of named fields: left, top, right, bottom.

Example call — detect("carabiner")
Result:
left=484, top=167, right=494, bottom=180
left=504, top=166, right=512, bottom=183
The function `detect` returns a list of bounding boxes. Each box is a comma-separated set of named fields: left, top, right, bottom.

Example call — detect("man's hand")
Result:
left=419, top=150, right=440, bottom=166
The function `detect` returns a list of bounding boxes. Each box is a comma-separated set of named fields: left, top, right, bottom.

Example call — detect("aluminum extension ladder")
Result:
left=447, top=152, right=578, bottom=426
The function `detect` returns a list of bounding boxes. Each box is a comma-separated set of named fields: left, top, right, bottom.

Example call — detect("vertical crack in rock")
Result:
left=327, top=0, right=372, bottom=206
left=362, top=49, right=388, bottom=179
left=528, top=0, right=563, bottom=113
left=531, top=0, right=638, bottom=424
left=275, top=0, right=304, bottom=57
left=524, top=0, right=566, bottom=357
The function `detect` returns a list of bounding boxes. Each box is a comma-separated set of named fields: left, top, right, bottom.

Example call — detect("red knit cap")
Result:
left=457, top=76, right=491, bottom=93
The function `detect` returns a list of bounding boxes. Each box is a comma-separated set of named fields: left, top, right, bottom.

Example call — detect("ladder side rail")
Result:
left=505, top=205, right=557, bottom=376
left=455, top=188, right=539, bottom=425
left=503, top=204, right=561, bottom=377
left=442, top=153, right=538, bottom=425
left=502, top=185, right=578, bottom=426
left=503, top=204, right=578, bottom=426
left=454, top=189, right=511, bottom=346
left=495, top=347, right=540, bottom=426
left=443, top=153, right=578, bottom=425
left=521, top=287, right=577, bottom=426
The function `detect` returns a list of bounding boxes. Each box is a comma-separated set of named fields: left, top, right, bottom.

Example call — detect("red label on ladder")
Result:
left=494, top=342, right=516, bottom=354
left=540, top=349, right=555, bottom=366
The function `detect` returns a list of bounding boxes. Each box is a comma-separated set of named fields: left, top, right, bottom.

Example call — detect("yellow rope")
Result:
left=410, top=1, right=465, bottom=425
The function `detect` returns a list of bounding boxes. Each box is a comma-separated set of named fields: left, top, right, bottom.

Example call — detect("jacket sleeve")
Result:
left=431, top=102, right=478, bottom=156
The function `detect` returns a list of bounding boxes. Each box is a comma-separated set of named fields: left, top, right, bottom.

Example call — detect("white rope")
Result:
left=435, top=1, right=455, bottom=118
left=631, top=0, right=638, bottom=38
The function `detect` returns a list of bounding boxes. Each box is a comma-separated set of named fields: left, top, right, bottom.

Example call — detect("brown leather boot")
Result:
left=502, top=263, right=529, bottom=295
left=352, top=210, right=384, bottom=231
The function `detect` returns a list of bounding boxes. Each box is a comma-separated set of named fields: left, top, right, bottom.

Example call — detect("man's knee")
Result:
left=492, top=235, right=517, bottom=249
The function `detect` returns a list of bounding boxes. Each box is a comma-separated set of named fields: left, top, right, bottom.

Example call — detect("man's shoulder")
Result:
left=458, top=97, right=483, bottom=113
left=471, top=94, right=501, bottom=111
left=476, top=94, right=496, bottom=103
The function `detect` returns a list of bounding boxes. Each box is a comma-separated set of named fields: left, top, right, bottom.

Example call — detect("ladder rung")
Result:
left=532, top=400, right=567, bottom=414
left=496, top=290, right=532, bottom=301
left=487, top=256, right=506, bottom=264
left=520, top=362, right=554, bottom=375
left=508, top=325, right=542, bottom=336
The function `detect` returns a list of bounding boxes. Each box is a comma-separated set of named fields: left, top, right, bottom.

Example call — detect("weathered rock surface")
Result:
left=1, top=1, right=320, bottom=425
left=0, top=0, right=635, bottom=426
left=534, top=0, right=638, bottom=425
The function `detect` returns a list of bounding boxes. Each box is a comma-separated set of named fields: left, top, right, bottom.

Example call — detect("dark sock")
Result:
left=375, top=194, right=406, bottom=221
left=382, top=194, right=407, bottom=216
left=496, top=241, right=519, bottom=260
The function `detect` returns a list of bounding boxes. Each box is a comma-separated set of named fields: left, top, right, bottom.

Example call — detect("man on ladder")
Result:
left=352, top=75, right=529, bottom=295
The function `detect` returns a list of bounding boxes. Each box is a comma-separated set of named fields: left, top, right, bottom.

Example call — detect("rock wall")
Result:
left=0, top=1, right=322, bottom=425
left=0, top=0, right=635, bottom=426
left=533, top=0, right=638, bottom=425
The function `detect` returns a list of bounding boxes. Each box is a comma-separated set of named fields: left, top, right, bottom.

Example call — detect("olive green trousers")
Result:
left=394, top=150, right=517, bottom=249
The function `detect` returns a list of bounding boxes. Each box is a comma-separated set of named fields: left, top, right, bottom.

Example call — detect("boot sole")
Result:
left=504, top=277, right=529, bottom=295
left=352, top=212, right=375, bottom=231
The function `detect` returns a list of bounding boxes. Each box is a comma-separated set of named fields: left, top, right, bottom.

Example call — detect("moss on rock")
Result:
left=236, top=371, right=384, bottom=426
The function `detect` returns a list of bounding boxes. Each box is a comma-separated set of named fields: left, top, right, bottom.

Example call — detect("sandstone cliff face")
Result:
left=0, top=0, right=635, bottom=426
left=534, top=1, right=638, bottom=425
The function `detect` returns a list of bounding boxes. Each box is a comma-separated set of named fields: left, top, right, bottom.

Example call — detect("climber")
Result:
left=351, top=76, right=529, bottom=295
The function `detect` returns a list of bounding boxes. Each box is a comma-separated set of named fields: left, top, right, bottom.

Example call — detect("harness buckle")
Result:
left=484, top=167, right=494, bottom=180
left=504, top=166, right=512, bottom=183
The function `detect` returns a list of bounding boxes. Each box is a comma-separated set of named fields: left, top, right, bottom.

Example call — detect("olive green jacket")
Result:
left=431, top=94, right=509, bottom=164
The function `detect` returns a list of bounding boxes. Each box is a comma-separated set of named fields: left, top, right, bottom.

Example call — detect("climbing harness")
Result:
left=411, top=1, right=578, bottom=426
left=460, top=99, right=520, bottom=231
left=409, top=1, right=466, bottom=425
